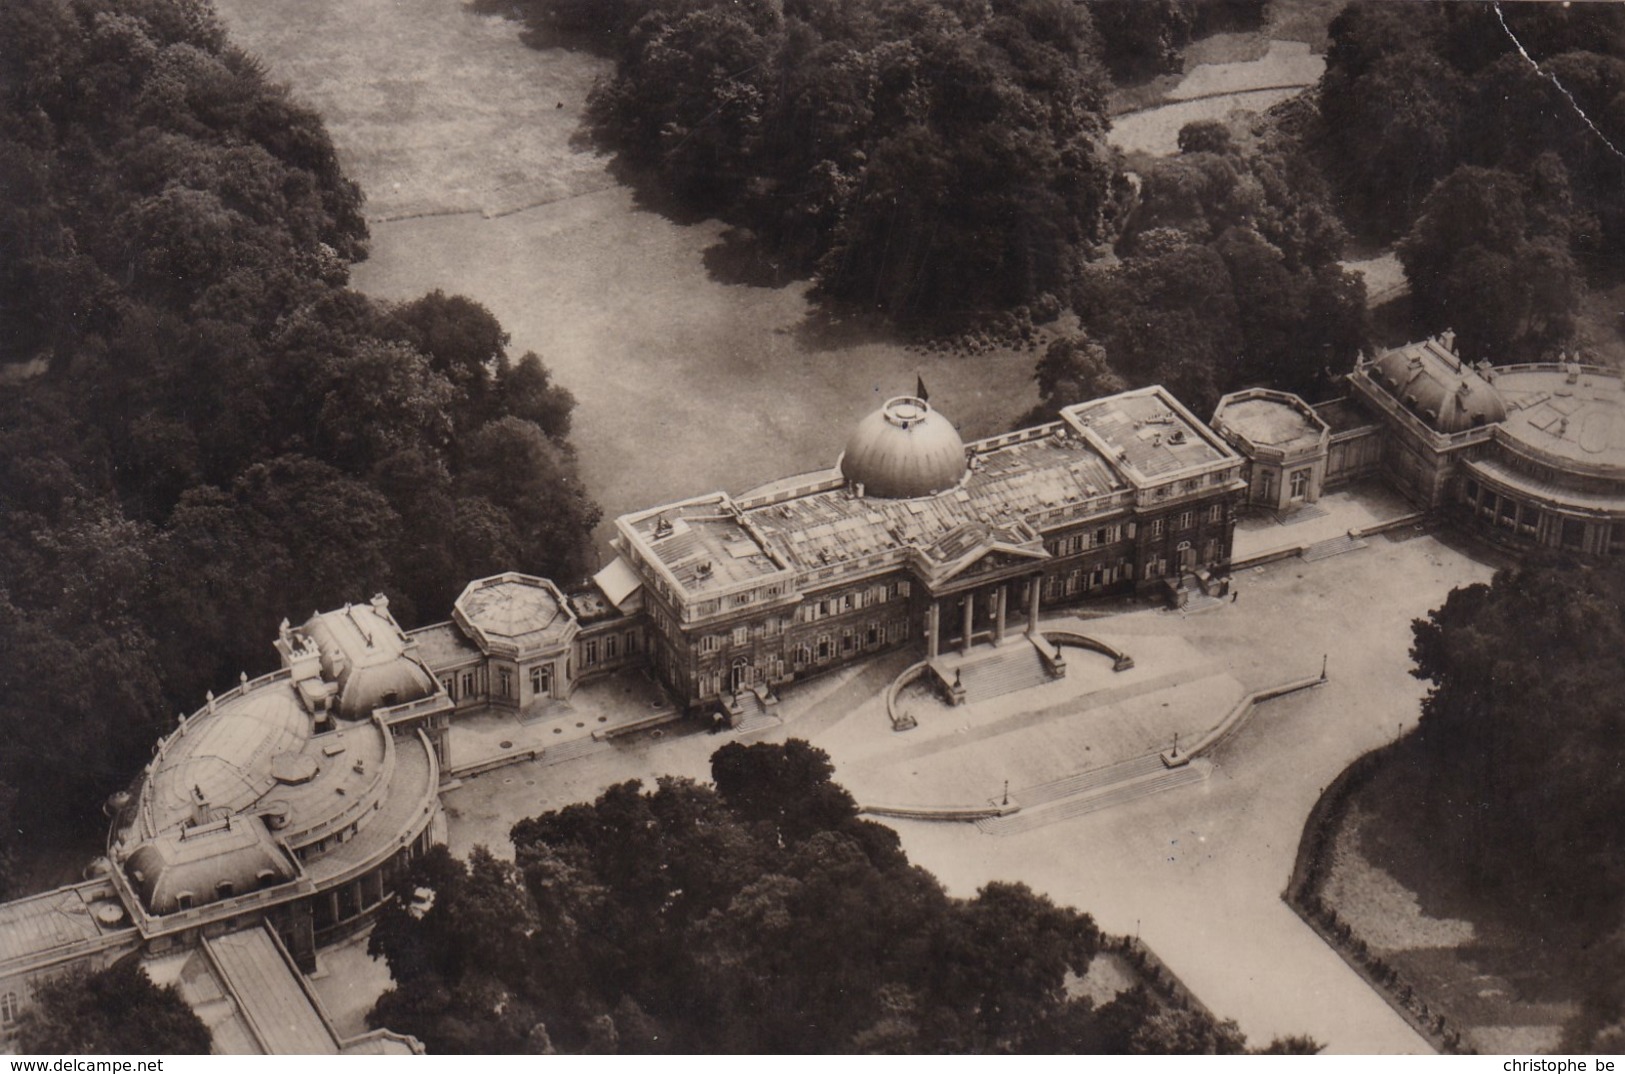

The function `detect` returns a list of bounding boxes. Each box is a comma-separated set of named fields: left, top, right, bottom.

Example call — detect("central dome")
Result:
left=839, top=396, right=967, bottom=499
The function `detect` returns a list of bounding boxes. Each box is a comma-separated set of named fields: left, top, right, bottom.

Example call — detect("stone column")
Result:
left=1027, top=576, right=1041, bottom=635
left=961, top=592, right=975, bottom=655
left=993, top=584, right=1007, bottom=643
left=926, top=601, right=940, bottom=661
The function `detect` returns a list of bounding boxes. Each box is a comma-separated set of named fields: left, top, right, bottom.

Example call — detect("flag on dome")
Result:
left=916, top=374, right=930, bottom=403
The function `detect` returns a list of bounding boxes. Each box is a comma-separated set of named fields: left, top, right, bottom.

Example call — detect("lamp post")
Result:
left=1002, top=780, right=1009, bottom=807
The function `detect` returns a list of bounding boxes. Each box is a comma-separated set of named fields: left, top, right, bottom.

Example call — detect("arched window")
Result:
left=1, top=992, right=19, bottom=1025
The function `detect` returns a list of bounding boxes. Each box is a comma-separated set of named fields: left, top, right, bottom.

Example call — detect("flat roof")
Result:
left=629, top=498, right=786, bottom=592
left=1312, top=398, right=1381, bottom=435
left=407, top=621, right=481, bottom=669
left=614, top=385, right=1237, bottom=601
left=134, top=678, right=386, bottom=843
left=0, top=879, right=133, bottom=972
left=1493, top=366, right=1625, bottom=470
left=1467, top=455, right=1625, bottom=514
left=1065, top=387, right=1234, bottom=480
left=302, top=731, right=435, bottom=886
left=205, top=927, right=339, bottom=1054
left=1217, top=396, right=1325, bottom=453
left=454, top=574, right=575, bottom=653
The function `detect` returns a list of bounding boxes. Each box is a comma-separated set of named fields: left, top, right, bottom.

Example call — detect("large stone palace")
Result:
left=4, top=336, right=1623, bottom=1053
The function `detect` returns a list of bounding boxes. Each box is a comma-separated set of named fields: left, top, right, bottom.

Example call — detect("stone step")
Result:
left=1301, top=533, right=1369, bottom=562
left=957, top=646, right=1053, bottom=704
left=977, top=762, right=1209, bottom=836
left=1014, top=753, right=1168, bottom=808
left=733, top=711, right=782, bottom=736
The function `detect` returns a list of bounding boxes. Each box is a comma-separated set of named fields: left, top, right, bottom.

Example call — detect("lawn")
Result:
left=1319, top=751, right=1587, bottom=1053
left=212, top=0, right=1046, bottom=550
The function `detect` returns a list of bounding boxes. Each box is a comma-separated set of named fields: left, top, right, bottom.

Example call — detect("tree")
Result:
left=372, top=740, right=1291, bottom=1053
left=14, top=959, right=211, bottom=1054
left=577, top=0, right=1116, bottom=324
left=709, top=738, right=858, bottom=841
left=1399, top=166, right=1580, bottom=361
left=1028, top=332, right=1124, bottom=421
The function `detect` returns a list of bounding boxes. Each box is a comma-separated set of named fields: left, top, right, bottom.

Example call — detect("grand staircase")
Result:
left=951, top=643, right=1056, bottom=705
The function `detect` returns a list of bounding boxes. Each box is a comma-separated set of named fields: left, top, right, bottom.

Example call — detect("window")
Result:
left=817, top=635, right=832, bottom=661
left=732, top=625, right=750, bottom=647
left=1150, top=519, right=1165, bottom=538
left=3, top=992, right=20, bottom=1025
left=626, top=631, right=638, bottom=653
left=1289, top=469, right=1311, bottom=499
left=841, top=628, right=855, bottom=654
left=461, top=671, right=474, bottom=698
left=606, top=635, right=618, bottom=660
left=584, top=639, right=599, bottom=665
left=1208, top=503, right=1223, bottom=523
left=795, top=643, right=813, bottom=667
left=530, top=666, right=547, bottom=697
left=866, top=622, right=880, bottom=646
left=700, top=635, right=720, bottom=654
left=1177, top=510, right=1194, bottom=530
left=498, top=668, right=513, bottom=699
left=440, top=677, right=454, bottom=700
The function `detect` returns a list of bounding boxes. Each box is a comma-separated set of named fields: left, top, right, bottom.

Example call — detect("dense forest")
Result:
left=1313, top=1, right=1625, bottom=361
left=367, top=740, right=1317, bottom=1054
left=0, top=0, right=599, bottom=891
left=1403, top=562, right=1625, bottom=1052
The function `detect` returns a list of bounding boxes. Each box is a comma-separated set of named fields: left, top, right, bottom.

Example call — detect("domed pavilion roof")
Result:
left=839, top=396, right=967, bottom=499
left=1369, top=339, right=1507, bottom=434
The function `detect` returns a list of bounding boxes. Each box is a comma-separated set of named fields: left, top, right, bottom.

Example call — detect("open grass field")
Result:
left=212, top=0, right=1045, bottom=550
left=1320, top=756, right=1587, bottom=1053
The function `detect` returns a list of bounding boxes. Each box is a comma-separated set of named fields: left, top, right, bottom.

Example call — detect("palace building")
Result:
left=1212, top=333, right=1625, bottom=557
left=598, top=386, right=1246, bottom=712
left=4, top=352, right=1622, bottom=1053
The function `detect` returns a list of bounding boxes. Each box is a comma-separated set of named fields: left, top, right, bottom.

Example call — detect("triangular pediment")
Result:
left=935, top=541, right=1050, bottom=583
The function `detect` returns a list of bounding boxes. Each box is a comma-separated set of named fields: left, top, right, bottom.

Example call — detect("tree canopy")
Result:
left=13, top=960, right=211, bottom=1054
left=1071, top=104, right=1367, bottom=414
left=1317, top=1, right=1625, bottom=249
left=516, top=0, right=1119, bottom=324
left=0, top=0, right=597, bottom=884
left=1407, top=560, right=1625, bottom=1048
left=368, top=740, right=1305, bottom=1054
